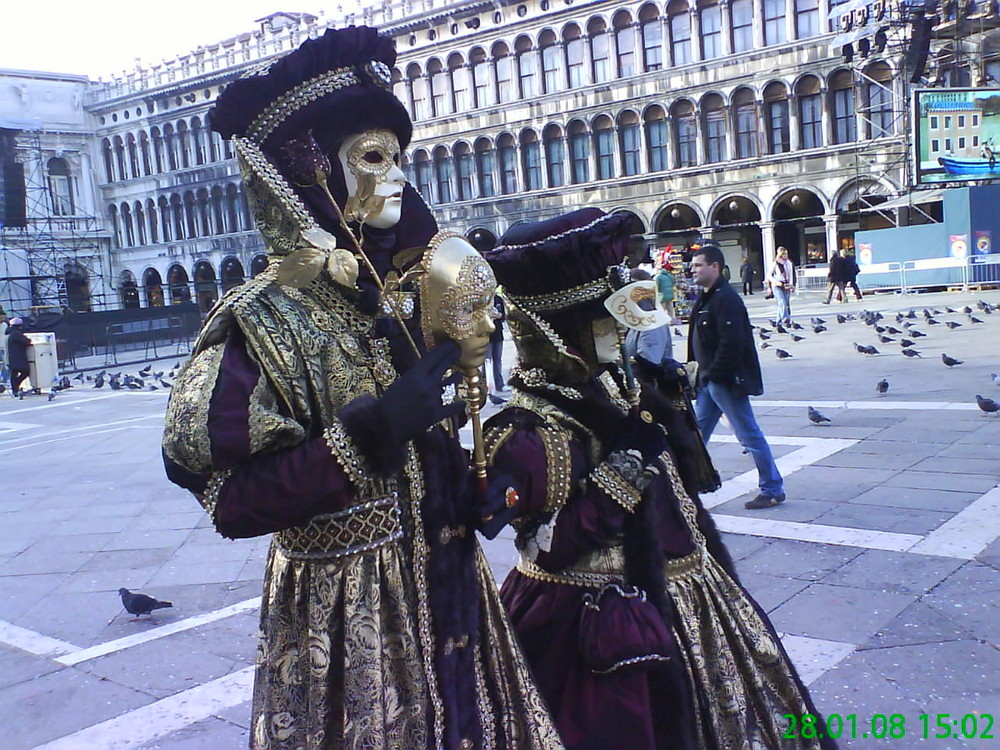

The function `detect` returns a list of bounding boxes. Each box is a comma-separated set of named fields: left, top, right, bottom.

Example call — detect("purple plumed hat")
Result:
left=487, top=208, right=631, bottom=322
left=485, top=208, right=632, bottom=377
left=209, top=25, right=411, bottom=153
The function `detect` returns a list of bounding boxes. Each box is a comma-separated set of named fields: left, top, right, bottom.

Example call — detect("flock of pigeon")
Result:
left=752, top=299, right=1000, bottom=423
left=20, top=361, right=184, bottom=403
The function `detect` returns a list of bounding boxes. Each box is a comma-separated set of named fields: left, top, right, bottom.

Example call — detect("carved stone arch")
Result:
left=769, top=185, right=829, bottom=218
left=653, top=201, right=704, bottom=232
left=708, top=193, right=763, bottom=226
left=833, top=176, right=898, bottom=214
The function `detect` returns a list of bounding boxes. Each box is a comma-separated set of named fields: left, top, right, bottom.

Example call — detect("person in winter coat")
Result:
left=767, top=246, right=794, bottom=325
left=6, top=317, right=32, bottom=397
left=842, top=249, right=863, bottom=300
left=739, top=257, right=754, bottom=295
left=689, top=245, right=785, bottom=510
left=823, top=250, right=846, bottom=304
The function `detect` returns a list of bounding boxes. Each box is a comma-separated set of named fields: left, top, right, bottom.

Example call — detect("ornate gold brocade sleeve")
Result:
left=162, top=331, right=373, bottom=538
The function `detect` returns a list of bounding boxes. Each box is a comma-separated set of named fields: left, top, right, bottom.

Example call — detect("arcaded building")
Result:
left=1, top=1, right=998, bottom=312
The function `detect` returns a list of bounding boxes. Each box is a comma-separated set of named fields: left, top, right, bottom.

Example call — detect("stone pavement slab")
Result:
left=0, top=288, right=997, bottom=748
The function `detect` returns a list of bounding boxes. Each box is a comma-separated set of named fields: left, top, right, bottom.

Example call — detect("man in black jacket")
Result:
left=687, top=243, right=785, bottom=509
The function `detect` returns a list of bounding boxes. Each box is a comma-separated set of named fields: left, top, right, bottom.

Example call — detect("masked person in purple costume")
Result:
left=162, top=27, right=560, bottom=750
left=481, top=208, right=837, bottom=750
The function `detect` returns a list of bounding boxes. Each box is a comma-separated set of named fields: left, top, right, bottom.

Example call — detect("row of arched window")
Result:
left=120, top=255, right=269, bottom=311
left=393, top=0, right=827, bottom=122
left=107, top=183, right=252, bottom=248
left=100, top=116, right=232, bottom=184
left=405, top=65, right=895, bottom=205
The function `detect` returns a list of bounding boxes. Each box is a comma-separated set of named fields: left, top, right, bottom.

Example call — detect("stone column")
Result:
left=788, top=95, right=801, bottom=151
left=760, top=220, right=777, bottom=278
left=823, top=214, right=839, bottom=260
left=753, top=0, right=766, bottom=48
left=720, top=0, right=734, bottom=56
left=690, top=8, right=703, bottom=62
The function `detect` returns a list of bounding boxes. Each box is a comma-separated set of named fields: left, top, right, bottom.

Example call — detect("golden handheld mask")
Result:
left=418, top=232, right=497, bottom=371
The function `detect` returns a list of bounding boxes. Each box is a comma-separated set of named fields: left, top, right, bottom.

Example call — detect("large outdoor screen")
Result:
left=912, top=88, right=1000, bottom=186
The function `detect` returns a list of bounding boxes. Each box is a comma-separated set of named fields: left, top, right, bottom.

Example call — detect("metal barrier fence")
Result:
left=795, top=262, right=904, bottom=296
left=795, top=253, right=1000, bottom=296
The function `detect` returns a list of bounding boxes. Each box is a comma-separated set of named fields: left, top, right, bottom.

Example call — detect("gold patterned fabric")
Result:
left=164, top=272, right=562, bottom=750
left=485, top=395, right=827, bottom=750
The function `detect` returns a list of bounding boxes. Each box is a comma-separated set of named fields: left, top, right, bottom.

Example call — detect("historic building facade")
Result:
left=2, top=1, right=998, bottom=312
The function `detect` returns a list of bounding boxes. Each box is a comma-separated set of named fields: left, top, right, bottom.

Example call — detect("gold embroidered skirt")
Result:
left=251, top=541, right=562, bottom=750
left=668, top=554, right=825, bottom=750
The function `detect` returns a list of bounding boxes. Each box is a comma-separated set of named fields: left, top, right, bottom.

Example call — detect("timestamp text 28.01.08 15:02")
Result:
left=783, top=713, right=995, bottom=741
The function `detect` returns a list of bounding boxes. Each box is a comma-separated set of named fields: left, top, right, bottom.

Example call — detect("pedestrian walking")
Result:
left=688, top=243, right=786, bottom=510
left=654, top=260, right=678, bottom=322
left=767, top=246, right=795, bottom=325
left=843, top=249, right=863, bottom=300
left=5, top=317, right=32, bottom=398
left=739, top=256, right=755, bottom=295
left=823, top=249, right=847, bottom=304
left=486, top=293, right=508, bottom=404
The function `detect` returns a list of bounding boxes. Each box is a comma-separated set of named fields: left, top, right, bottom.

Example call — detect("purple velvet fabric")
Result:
left=204, top=330, right=358, bottom=540
left=490, top=411, right=701, bottom=750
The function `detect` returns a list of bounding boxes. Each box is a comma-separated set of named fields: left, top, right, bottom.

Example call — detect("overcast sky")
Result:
left=2, top=0, right=369, bottom=79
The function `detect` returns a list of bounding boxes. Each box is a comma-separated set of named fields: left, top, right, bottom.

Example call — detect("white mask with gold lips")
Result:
left=337, top=129, right=406, bottom=229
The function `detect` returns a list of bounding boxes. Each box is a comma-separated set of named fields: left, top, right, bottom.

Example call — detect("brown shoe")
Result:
left=744, top=493, right=785, bottom=509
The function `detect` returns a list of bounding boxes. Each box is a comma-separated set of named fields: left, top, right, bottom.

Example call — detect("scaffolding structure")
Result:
left=845, top=0, right=1000, bottom=230
left=0, top=129, right=109, bottom=317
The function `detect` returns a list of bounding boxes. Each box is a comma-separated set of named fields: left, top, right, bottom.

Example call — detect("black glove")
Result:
left=473, top=471, right=522, bottom=540
left=610, top=412, right=669, bottom=466
left=377, top=340, right=466, bottom=445
left=339, top=341, right=466, bottom=475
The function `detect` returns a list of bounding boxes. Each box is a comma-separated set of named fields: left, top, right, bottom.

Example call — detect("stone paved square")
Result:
left=1, top=290, right=998, bottom=748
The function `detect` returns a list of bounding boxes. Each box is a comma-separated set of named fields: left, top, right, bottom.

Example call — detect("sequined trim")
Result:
left=492, top=213, right=616, bottom=253
left=535, top=423, right=573, bottom=514
left=273, top=494, right=402, bottom=559
left=199, top=468, right=234, bottom=520
left=516, top=547, right=624, bottom=588
left=591, top=653, right=672, bottom=674
left=235, top=137, right=315, bottom=238
left=402, top=446, right=446, bottom=746
left=508, top=276, right=609, bottom=313
left=247, top=66, right=360, bottom=143
left=323, top=420, right=369, bottom=487
left=511, top=366, right=583, bottom=400
left=591, top=460, right=643, bottom=513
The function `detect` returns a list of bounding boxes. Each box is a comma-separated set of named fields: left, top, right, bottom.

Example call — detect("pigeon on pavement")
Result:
left=902, top=349, right=922, bottom=358
left=969, top=315, right=984, bottom=324
left=808, top=406, right=831, bottom=424
left=975, top=395, right=1000, bottom=415
left=899, top=339, right=915, bottom=348
left=776, top=349, right=793, bottom=359
left=991, top=373, right=1000, bottom=386
left=941, top=353, right=963, bottom=367
left=876, top=379, right=889, bottom=395
left=945, top=321, right=962, bottom=330
left=119, top=588, right=173, bottom=618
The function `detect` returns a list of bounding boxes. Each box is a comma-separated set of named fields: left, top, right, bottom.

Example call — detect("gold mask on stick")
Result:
left=418, top=231, right=498, bottom=486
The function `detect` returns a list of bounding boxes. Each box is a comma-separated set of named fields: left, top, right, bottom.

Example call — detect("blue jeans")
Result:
left=773, top=285, right=791, bottom=324
left=695, top=380, right=784, bottom=497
